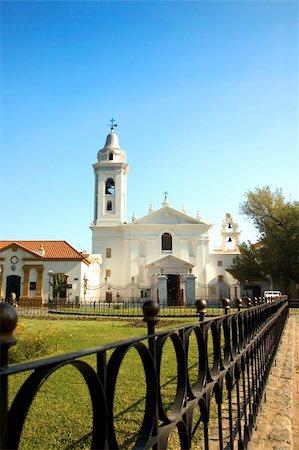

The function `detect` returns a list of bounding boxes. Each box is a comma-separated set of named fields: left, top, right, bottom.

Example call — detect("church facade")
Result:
left=91, top=126, right=241, bottom=305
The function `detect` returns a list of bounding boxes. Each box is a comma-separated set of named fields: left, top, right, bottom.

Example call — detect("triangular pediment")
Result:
left=134, top=206, right=210, bottom=226
left=146, top=255, right=193, bottom=270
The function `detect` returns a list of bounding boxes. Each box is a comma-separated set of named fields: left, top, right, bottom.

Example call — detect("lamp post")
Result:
left=48, top=270, right=53, bottom=303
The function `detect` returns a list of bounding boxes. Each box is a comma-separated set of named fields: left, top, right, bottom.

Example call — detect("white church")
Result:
left=91, top=124, right=241, bottom=305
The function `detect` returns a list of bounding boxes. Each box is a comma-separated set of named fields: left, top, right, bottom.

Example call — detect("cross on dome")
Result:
left=107, top=118, right=118, bottom=130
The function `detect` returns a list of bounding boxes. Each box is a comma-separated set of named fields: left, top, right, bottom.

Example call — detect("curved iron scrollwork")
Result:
left=0, top=299, right=288, bottom=449
left=7, top=360, right=107, bottom=449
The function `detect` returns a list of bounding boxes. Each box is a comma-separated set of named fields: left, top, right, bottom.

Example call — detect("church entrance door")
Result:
left=167, top=274, right=182, bottom=306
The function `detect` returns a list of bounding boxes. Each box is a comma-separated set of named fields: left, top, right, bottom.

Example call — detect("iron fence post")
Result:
left=143, top=300, right=160, bottom=448
left=0, top=303, right=18, bottom=450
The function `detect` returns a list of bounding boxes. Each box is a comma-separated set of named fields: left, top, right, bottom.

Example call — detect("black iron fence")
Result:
left=0, top=298, right=288, bottom=449
left=47, top=296, right=276, bottom=318
left=48, top=297, right=223, bottom=317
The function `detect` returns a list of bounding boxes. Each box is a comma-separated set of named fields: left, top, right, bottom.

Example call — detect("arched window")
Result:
left=107, top=201, right=112, bottom=211
left=105, top=178, right=115, bottom=195
left=162, top=233, right=172, bottom=251
left=109, top=152, right=113, bottom=161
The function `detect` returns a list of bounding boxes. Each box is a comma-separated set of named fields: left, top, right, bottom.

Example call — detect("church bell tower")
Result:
left=220, top=213, right=240, bottom=251
left=92, top=120, right=129, bottom=226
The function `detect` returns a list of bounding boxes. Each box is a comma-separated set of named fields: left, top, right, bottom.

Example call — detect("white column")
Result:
left=158, top=274, right=168, bottom=306
left=185, top=274, right=196, bottom=305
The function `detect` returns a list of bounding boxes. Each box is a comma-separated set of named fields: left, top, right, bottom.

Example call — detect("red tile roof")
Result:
left=0, top=241, right=84, bottom=260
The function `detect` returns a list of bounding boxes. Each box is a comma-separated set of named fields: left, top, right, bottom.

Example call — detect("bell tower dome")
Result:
left=92, top=120, right=129, bottom=227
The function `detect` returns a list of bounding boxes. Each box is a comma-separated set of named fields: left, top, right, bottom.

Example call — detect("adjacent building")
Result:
left=0, top=241, right=101, bottom=305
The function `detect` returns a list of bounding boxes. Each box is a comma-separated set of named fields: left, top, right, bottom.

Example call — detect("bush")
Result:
left=8, top=323, right=53, bottom=364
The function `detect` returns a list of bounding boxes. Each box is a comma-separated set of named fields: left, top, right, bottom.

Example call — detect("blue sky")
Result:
left=1, top=0, right=298, bottom=252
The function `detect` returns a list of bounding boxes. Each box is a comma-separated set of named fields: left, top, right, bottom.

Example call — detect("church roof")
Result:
left=133, top=205, right=211, bottom=226
left=0, top=241, right=85, bottom=260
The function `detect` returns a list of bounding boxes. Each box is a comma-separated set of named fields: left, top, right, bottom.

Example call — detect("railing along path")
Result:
left=0, top=298, right=288, bottom=449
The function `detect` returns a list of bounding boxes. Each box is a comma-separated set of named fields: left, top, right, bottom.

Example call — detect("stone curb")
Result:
left=249, top=315, right=295, bottom=450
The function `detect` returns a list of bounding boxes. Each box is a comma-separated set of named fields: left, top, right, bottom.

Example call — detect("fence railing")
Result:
left=0, top=298, right=288, bottom=449
left=46, top=296, right=279, bottom=318
left=48, top=297, right=217, bottom=317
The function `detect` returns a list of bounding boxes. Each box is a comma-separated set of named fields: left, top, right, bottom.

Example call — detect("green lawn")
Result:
left=8, top=316, right=202, bottom=450
left=13, top=317, right=152, bottom=354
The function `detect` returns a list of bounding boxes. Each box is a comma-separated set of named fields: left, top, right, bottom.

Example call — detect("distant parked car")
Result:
left=264, top=290, right=282, bottom=299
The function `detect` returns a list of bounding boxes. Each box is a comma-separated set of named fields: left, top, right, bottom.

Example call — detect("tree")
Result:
left=232, top=242, right=265, bottom=283
left=233, top=187, right=299, bottom=288
left=51, top=273, right=67, bottom=299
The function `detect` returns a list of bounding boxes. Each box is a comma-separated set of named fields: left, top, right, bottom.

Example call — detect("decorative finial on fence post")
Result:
left=196, top=299, right=207, bottom=322
left=143, top=300, right=160, bottom=336
left=236, top=298, right=243, bottom=312
left=245, top=297, right=252, bottom=308
left=222, top=298, right=230, bottom=315
left=0, top=303, right=18, bottom=367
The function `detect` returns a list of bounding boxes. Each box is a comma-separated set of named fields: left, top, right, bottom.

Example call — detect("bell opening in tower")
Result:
left=105, top=178, right=115, bottom=195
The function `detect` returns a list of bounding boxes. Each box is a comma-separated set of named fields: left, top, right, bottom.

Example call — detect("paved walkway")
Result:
left=294, top=316, right=299, bottom=449
left=249, top=314, right=299, bottom=449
